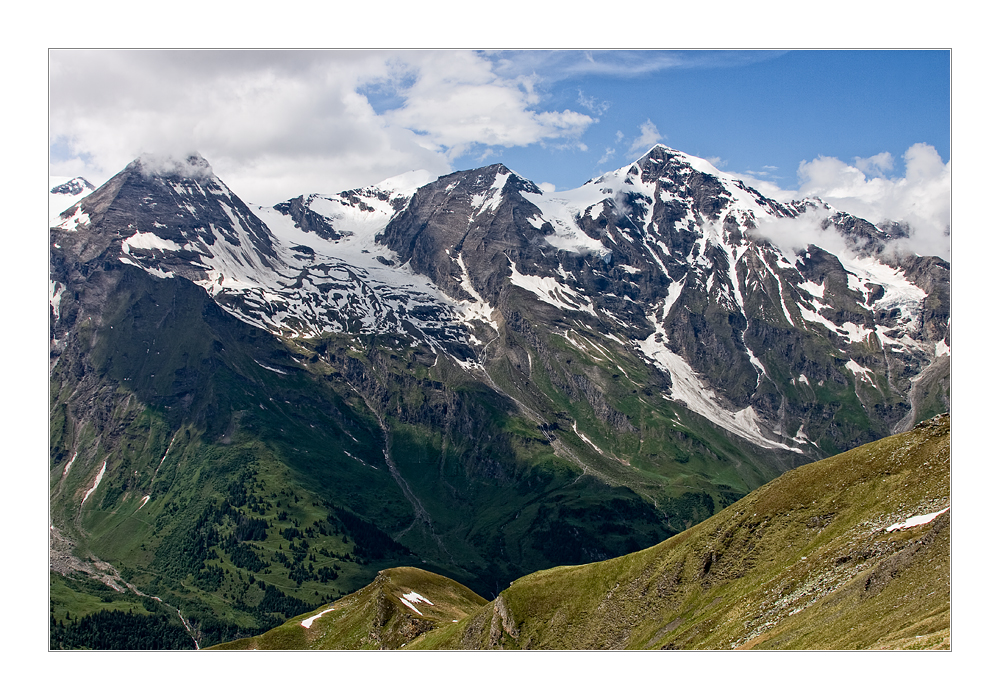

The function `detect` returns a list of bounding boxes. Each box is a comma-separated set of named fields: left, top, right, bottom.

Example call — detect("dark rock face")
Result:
left=273, top=195, right=342, bottom=240
left=379, top=164, right=547, bottom=304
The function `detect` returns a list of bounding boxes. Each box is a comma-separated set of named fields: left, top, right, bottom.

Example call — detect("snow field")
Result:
left=885, top=507, right=949, bottom=532
left=81, top=461, right=107, bottom=505
left=398, top=590, right=435, bottom=616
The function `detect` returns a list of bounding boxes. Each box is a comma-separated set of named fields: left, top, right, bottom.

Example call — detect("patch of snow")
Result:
left=399, top=590, right=434, bottom=615
left=300, top=606, right=337, bottom=629
left=81, top=461, right=107, bottom=505
left=773, top=253, right=796, bottom=270
left=885, top=507, right=949, bottom=532
left=797, top=279, right=825, bottom=299
left=758, top=255, right=796, bottom=327
left=400, top=598, right=424, bottom=617
left=455, top=253, right=498, bottom=331
left=49, top=177, right=95, bottom=219
left=50, top=281, right=64, bottom=321
left=797, top=302, right=840, bottom=335
left=508, top=258, right=596, bottom=315
left=144, top=267, right=175, bottom=279
left=62, top=451, right=77, bottom=477
left=402, top=591, right=434, bottom=606
left=845, top=359, right=876, bottom=385
left=838, top=254, right=928, bottom=333
left=521, top=185, right=612, bottom=257
left=846, top=272, right=868, bottom=294
left=469, top=170, right=510, bottom=217
left=54, top=204, right=91, bottom=231
left=935, top=338, right=950, bottom=357
left=343, top=451, right=378, bottom=470
left=837, top=322, right=872, bottom=344
left=572, top=421, right=608, bottom=457
left=137, top=495, right=151, bottom=511
left=123, top=231, right=182, bottom=251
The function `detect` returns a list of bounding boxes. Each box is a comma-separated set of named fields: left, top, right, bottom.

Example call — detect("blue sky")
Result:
left=445, top=50, right=950, bottom=191
left=49, top=49, right=950, bottom=255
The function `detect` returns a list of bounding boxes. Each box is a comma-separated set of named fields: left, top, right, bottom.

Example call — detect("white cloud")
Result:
left=795, top=144, right=950, bottom=259
left=752, top=207, right=850, bottom=261
left=487, top=50, right=783, bottom=81
left=49, top=50, right=594, bottom=204
left=627, top=119, right=664, bottom=158
left=853, top=151, right=895, bottom=177
left=369, top=51, right=593, bottom=160
left=597, top=147, right=616, bottom=165
left=741, top=144, right=951, bottom=260
left=577, top=89, right=610, bottom=115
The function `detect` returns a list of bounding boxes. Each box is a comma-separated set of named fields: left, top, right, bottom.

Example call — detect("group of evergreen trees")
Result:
left=50, top=610, right=194, bottom=650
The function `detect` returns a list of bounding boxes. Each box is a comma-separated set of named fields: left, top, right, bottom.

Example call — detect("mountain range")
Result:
left=48, top=145, right=949, bottom=649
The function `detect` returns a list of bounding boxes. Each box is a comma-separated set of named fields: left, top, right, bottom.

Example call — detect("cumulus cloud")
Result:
left=795, top=144, right=950, bottom=259
left=853, top=151, right=895, bottom=177
left=49, top=50, right=595, bottom=204
left=137, top=153, right=214, bottom=181
left=627, top=119, right=664, bottom=158
left=752, top=206, right=852, bottom=261
left=736, top=144, right=950, bottom=260
left=381, top=52, right=593, bottom=160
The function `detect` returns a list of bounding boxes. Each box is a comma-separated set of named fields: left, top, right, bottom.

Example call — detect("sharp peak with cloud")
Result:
left=133, top=152, right=215, bottom=182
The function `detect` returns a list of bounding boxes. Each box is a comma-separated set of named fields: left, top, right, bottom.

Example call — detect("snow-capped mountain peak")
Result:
left=51, top=148, right=949, bottom=458
left=49, top=176, right=97, bottom=221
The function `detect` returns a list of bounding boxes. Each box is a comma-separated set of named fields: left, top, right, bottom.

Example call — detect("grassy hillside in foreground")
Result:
left=211, top=567, right=488, bottom=649
left=220, top=413, right=949, bottom=650
left=417, top=412, right=950, bottom=650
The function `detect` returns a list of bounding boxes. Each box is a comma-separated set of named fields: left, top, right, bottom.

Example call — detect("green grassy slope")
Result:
left=211, top=567, right=487, bottom=650
left=236, top=413, right=947, bottom=650
left=414, top=412, right=949, bottom=649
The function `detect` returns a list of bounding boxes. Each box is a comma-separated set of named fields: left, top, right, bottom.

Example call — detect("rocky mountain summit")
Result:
left=48, top=146, right=949, bottom=648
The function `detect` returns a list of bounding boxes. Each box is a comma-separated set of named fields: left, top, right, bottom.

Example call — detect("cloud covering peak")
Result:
left=136, top=153, right=214, bottom=182
left=740, top=143, right=950, bottom=261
